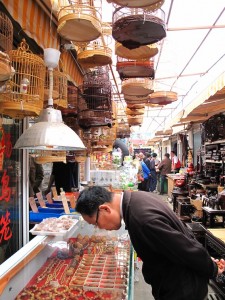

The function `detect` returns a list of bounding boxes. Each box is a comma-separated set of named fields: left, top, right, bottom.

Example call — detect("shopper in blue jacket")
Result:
left=138, top=153, right=151, bottom=191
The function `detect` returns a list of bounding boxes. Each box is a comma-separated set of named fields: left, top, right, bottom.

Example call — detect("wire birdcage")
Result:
left=78, top=67, right=112, bottom=129
left=57, top=0, right=102, bottom=42
left=0, top=39, right=45, bottom=118
left=117, top=56, right=154, bottom=80
left=0, top=12, right=13, bottom=84
left=0, top=12, right=13, bottom=52
left=44, top=69, right=68, bottom=109
left=112, top=7, right=166, bottom=49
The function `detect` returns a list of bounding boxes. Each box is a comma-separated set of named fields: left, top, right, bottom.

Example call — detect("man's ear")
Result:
left=99, top=204, right=111, bottom=213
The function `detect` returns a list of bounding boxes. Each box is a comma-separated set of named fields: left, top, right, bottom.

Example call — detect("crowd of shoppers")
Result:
left=134, top=151, right=175, bottom=194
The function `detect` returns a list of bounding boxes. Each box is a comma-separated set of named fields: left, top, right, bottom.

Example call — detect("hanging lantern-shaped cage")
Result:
left=112, top=7, right=166, bottom=49
left=107, top=0, right=164, bottom=9
left=57, top=0, right=102, bottom=42
left=127, top=115, right=143, bottom=126
left=0, top=12, right=13, bottom=84
left=115, top=41, right=158, bottom=60
left=0, top=39, right=45, bottom=118
left=44, top=69, right=68, bottom=109
left=122, top=78, right=154, bottom=96
left=77, top=23, right=112, bottom=68
left=148, top=91, right=178, bottom=105
left=117, top=56, right=155, bottom=80
left=78, top=66, right=112, bottom=129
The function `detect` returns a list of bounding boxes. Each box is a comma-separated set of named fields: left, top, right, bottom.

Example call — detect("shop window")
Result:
left=0, top=118, right=22, bottom=263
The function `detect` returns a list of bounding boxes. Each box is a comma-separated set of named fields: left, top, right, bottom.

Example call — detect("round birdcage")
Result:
left=0, top=12, right=13, bottom=53
left=112, top=7, right=166, bottom=49
left=115, top=42, right=158, bottom=60
left=126, top=107, right=145, bottom=116
left=124, top=94, right=150, bottom=103
left=67, top=85, right=78, bottom=109
left=107, top=0, right=164, bottom=9
left=127, top=115, right=143, bottom=126
left=44, top=69, right=68, bottom=109
left=117, top=56, right=154, bottom=80
left=0, top=39, right=45, bottom=118
left=77, top=23, right=112, bottom=68
left=122, top=78, right=154, bottom=96
left=57, top=0, right=102, bottom=42
left=149, top=91, right=178, bottom=105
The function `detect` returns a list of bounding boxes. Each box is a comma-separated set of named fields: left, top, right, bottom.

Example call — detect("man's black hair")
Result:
left=145, top=152, right=151, bottom=158
left=76, top=186, right=112, bottom=217
left=165, top=153, right=170, bottom=158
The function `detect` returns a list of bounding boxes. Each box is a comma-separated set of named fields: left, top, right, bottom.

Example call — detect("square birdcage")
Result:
left=0, top=39, right=45, bottom=118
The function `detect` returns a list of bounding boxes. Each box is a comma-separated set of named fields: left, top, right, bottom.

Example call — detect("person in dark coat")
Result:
left=76, top=186, right=225, bottom=300
left=29, top=156, right=44, bottom=197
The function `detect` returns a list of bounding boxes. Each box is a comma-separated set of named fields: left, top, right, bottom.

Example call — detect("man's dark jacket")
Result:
left=122, top=191, right=217, bottom=300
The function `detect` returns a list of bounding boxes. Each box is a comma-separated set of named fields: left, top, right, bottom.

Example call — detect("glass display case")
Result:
left=0, top=218, right=134, bottom=300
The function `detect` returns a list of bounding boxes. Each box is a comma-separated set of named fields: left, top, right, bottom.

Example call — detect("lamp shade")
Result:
left=14, top=107, right=86, bottom=150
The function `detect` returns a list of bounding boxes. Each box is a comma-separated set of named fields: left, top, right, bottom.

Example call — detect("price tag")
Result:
left=36, top=192, right=46, bottom=208
left=29, top=197, right=38, bottom=212
left=51, top=187, right=58, bottom=200
left=60, top=190, right=70, bottom=214
left=46, top=192, right=53, bottom=204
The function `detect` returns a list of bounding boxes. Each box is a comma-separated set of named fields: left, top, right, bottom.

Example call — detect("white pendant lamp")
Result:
left=14, top=48, right=86, bottom=151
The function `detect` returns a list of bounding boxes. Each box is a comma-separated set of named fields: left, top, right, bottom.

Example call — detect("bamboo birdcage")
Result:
left=77, top=23, right=112, bottom=68
left=127, top=115, right=143, bottom=126
left=122, top=78, right=154, bottom=96
left=112, top=6, right=166, bottom=50
left=0, top=12, right=13, bottom=84
left=57, top=0, right=102, bottom=42
left=117, top=56, right=154, bottom=80
left=0, top=12, right=13, bottom=53
left=0, top=39, right=45, bottom=118
left=107, top=0, right=164, bottom=9
left=149, top=91, right=178, bottom=105
left=44, top=69, right=68, bottom=109
left=115, top=42, right=158, bottom=60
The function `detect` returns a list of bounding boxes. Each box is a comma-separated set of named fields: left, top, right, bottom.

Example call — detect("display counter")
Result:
left=0, top=219, right=134, bottom=300
left=167, top=174, right=186, bottom=197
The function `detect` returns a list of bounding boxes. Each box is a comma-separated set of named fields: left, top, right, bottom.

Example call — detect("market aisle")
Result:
left=134, top=262, right=154, bottom=300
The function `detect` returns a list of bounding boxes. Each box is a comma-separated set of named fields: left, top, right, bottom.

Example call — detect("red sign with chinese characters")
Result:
left=0, top=126, right=12, bottom=245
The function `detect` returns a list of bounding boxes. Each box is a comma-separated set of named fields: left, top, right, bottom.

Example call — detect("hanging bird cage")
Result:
left=78, top=66, right=112, bottom=129
left=127, top=115, right=143, bottom=126
left=107, top=0, right=164, bottom=9
left=0, top=12, right=13, bottom=53
left=57, top=0, right=102, bottom=42
left=126, top=103, right=145, bottom=110
left=77, top=23, right=112, bottom=68
left=149, top=91, right=178, bottom=105
left=61, top=84, right=78, bottom=118
left=122, top=78, right=154, bottom=96
left=44, top=69, right=68, bottom=109
left=117, top=56, right=154, bottom=80
left=0, top=12, right=13, bottom=84
left=34, top=150, right=67, bottom=164
left=0, top=39, right=45, bottom=118
left=126, top=107, right=145, bottom=116
left=115, top=42, right=158, bottom=60
left=117, top=123, right=131, bottom=138
left=112, top=7, right=166, bottom=49
left=124, top=94, right=150, bottom=105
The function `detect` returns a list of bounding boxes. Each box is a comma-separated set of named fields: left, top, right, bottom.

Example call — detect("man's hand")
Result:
left=212, top=257, right=225, bottom=274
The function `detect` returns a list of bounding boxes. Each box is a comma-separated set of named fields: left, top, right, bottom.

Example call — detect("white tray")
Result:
left=29, top=216, right=79, bottom=236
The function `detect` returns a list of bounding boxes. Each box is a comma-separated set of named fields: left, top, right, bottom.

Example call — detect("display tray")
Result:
left=15, top=233, right=130, bottom=300
left=30, top=215, right=79, bottom=236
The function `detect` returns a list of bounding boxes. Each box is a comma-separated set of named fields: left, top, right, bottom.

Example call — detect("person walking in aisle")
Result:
left=138, top=152, right=151, bottom=192
left=171, top=150, right=181, bottom=173
left=158, top=153, right=171, bottom=195
left=76, top=186, right=225, bottom=300
left=149, top=153, right=158, bottom=192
